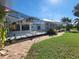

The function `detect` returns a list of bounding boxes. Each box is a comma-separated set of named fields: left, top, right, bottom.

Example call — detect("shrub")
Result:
left=8, top=39, right=12, bottom=44
left=47, top=29, right=57, bottom=35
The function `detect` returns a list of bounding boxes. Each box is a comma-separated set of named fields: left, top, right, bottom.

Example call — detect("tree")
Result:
left=73, top=3, right=79, bottom=31
left=73, top=3, right=79, bottom=17
left=0, top=5, right=6, bottom=22
left=74, top=18, right=79, bottom=31
left=0, top=5, right=8, bottom=49
left=61, top=17, right=72, bottom=32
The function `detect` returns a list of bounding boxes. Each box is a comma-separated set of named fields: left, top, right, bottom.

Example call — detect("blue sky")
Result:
left=8, top=0, right=79, bottom=21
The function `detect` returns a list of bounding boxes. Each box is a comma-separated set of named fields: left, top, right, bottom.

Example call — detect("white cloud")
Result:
left=46, top=0, right=63, bottom=6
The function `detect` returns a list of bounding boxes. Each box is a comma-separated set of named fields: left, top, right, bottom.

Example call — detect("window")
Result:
left=10, top=24, right=20, bottom=31
left=16, top=24, right=20, bottom=31
left=22, top=24, right=29, bottom=30
left=37, top=26, right=41, bottom=30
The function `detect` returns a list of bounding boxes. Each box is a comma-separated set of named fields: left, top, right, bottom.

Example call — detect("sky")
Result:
left=7, top=0, right=79, bottom=21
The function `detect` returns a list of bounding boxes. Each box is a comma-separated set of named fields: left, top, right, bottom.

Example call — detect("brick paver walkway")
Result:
left=0, top=32, right=64, bottom=59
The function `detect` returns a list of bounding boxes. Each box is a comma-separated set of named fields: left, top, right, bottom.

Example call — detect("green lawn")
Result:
left=25, top=32, right=79, bottom=59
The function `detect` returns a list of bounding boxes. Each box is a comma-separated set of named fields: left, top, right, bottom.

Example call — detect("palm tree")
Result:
left=61, top=17, right=72, bottom=32
left=0, top=5, right=9, bottom=49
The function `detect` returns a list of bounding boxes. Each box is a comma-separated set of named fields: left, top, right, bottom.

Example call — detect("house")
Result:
left=5, top=9, right=62, bottom=40
left=5, top=10, right=46, bottom=40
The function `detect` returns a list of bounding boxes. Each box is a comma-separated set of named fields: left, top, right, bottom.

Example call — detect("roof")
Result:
left=6, top=10, right=41, bottom=23
left=42, top=19, right=54, bottom=22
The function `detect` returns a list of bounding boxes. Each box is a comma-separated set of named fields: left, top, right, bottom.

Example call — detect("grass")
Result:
left=25, top=32, right=79, bottom=59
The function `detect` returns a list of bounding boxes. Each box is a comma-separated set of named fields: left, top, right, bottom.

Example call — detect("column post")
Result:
left=29, top=23, right=32, bottom=32
left=20, top=22, right=22, bottom=31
